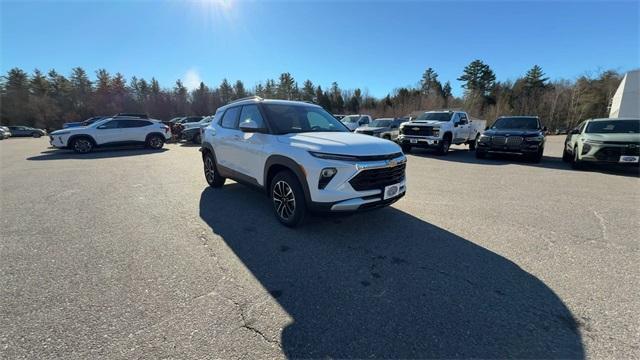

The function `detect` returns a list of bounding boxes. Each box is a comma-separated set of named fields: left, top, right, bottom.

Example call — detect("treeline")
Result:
left=0, top=61, right=625, bottom=131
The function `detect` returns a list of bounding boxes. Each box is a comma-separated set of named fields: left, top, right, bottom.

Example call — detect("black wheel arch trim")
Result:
left=264, top=155, right=311, bottom=203
left=68, top=134, right=97, bottom=147
left=145, top=132, right=165, bottom=141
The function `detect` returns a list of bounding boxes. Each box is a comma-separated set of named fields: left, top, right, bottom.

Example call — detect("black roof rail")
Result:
left=113, top=113, right=149, bottom=119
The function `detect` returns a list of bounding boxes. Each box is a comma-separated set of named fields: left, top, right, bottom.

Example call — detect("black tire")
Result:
left=530, top=148, right=544, bottom=163
left=203, top=152, right=226, bottom=188
left=71, top=137, right=93, bottom=154
left=475, top=150, right=486, bottom=159
left=32, top=132, right=42, bottom=138
left=562, top=148, right=571, bottom=162
left=401, top=144, right=412, bottom=153
left=270, top=170, right=306, bottom=227
left=469, top=135, right=479, bottom=150
left=193, top=132, right=202, bottom=144
left=571, top=148, right=584, bottom=170
left=147, top=134, right=164, bottom=149
left=437, top=136, right=451, bottom=155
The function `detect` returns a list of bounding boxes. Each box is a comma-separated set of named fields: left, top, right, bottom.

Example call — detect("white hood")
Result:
left=277, top=132, right=401, bottom=156
left=406, top=120, right=445, bottom=127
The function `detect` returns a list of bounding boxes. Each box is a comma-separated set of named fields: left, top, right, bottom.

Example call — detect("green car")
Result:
left=563, top=118, right=640, bottom=169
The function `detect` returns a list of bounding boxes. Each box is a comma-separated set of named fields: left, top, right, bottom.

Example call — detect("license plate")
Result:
left=410, top=139, right=418, bottom=144
left=619, top=155, right=639, bottom=163
left=383, top=183, right=403, bottom=200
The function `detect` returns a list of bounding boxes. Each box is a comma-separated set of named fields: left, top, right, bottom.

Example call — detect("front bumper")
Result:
left=579, top=143, right=640, bottom=165
left=308, top=183, right=406, bottom=213
left=476, top=141, right=542, bottom=154
left=49, top=135, right=67, bottom=148
left=397, top=135, right=441, bottom=147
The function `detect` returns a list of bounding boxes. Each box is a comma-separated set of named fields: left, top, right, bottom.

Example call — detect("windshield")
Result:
left=491, top=117, right=539, bottom=130
left=262, top=104, right=350, bottom=134
left=415, top=112, right=452, bottom=122
left=585, top=120, right=639, bottom=134
left=370, top=119, right=392, bottom=127
left=341, top=115, right=361, bottom=123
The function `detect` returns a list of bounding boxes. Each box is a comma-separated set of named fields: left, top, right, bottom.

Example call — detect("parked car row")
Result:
left=0, top=125, right=46, bottom=138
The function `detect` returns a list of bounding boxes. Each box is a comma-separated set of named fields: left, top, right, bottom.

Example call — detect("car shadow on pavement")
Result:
left=409, top=147, right=639, bottom=177
left=199, top=185, right=585, bottom=359
left=26, top=147, right=168, bottom=160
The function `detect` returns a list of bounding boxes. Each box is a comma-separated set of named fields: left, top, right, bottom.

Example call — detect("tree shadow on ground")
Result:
left=199, top=184, right=585, bottom=359
left=26, top=147, right=168, bottom=160
left=409, top=147, right=639, bottom=177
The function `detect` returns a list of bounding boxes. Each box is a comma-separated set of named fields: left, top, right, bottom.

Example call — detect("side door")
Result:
left=451, top=113, right=465, bottom=142
left=390, top=119, right=402, bottom=140
left=121, top=119, right=153, bottom=142
left=215, top=106, right=242, bottom=172
left=458, top=113, right=471, bottom=140
left=232, top=104, right=269, bottom=182
left=93, top=120, right=123, bottom=145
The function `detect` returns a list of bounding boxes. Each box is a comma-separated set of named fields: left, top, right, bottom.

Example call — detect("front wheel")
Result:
left=562, top=148, right=571, bottom=162
left=147, top=134, right=165, bottom=149
left=437, top=137, right=451, bottom=155
left=71, top=138, right=93, bottom=154
left=475, top=150, right=486, bottom=159
left=571, top=148, right=584, bottom=170
left=530, top=148, right=544, bottom=163
left=469, top=135, right=479, bottom=150
left=401, top=144, right=412, bottom=153
left=193, top=132, right=202, bottom=144
left=271, top=171, right=306, bottom=227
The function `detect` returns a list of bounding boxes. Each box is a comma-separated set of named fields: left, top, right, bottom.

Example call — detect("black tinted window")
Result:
left=492, top=117, right=539, bottom=130
left=98, top=120, right=120, bottom=129
left=120, top=120, right=152, bottom=128
left=220, top=107, right=241, bottom=129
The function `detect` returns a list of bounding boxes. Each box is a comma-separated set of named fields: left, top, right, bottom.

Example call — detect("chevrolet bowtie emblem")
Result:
left=412, top=127, right=420, bottom=131
left=387, top=159, right=398, bottom=167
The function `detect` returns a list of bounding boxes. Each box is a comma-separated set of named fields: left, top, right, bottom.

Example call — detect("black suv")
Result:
left=476, top=116, right=546, bottom=162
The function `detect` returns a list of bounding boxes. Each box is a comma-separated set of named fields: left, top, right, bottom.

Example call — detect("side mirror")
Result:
left=97, top=125, right=107, bottom=129
left=239, top=119, right=261, bottom=133
left=570, top=129, right=580, bottom=135
left=542, top=126, right=548, bottom=132
left=454, top=122, right=459, bottom=128
left=485, top=126, right=490, bottom=130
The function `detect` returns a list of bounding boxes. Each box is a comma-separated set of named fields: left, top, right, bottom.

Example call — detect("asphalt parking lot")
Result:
left=1, top=136, right=638, bottom=359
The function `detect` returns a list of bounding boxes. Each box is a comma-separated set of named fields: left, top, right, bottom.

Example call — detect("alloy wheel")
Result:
left=204, top=156, right=215, bottom=183
left=149, top=136, right=163, bottom=149
left=74, top=139, right=92, bottom=153
left=272, top=180, right=296, bottom=220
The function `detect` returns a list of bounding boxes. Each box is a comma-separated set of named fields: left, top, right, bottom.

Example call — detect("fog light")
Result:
left=318, top=168, right=337, bottom=189
left=582, top=143, right=591, bottom=155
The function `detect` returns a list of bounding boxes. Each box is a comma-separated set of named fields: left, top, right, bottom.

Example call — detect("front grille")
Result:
left=353, top=153, right=403, bottom=161
left=402, top=126, right=433, bottom=136
left=349, top=163, right=406, bottom=191
left=594, top=146, right=640, bottom=161
left=507, top=136, right=523, bottom=146
left=491, top=136, right=506, bottom=145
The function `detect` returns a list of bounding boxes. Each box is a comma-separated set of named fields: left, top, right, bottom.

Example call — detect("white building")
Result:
left=609, top=70, right=640, bottom=118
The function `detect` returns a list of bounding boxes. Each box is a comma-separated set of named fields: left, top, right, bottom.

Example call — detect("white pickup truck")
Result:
left=397, top=110, right=486, bottom=155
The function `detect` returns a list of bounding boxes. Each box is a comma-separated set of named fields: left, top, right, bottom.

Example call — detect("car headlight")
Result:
left=584, top=139, right=603, bottom=145
left=309, top=151, right=360, bottom=161
left=478, top=134, right=490, bottom=143
left=51, top=131, right=70, bottom=136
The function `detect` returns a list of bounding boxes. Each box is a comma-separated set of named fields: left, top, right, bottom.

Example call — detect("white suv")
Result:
left=49, top=117, right=171, bottom=153
left=200, top=97, right=406, bottom=227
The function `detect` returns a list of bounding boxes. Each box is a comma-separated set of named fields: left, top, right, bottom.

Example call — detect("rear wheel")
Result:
left=71, top=137, right=93, bottom=154
left=270, top=171, right=306, bottom=227
left=32, top=132, right=42, bottom=138
left=147, top=134, right=164, bottom=149
left=203, top=152, right=226, bottom=188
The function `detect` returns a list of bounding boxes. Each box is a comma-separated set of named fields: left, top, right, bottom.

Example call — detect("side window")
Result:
left=98, top=120, right=120, bottom=129
left=392, top=119, right=402, bottom=128
left=122, top=120, right=151, bottom=128
left=239, top=105, right=265, bottom=128
left=459, top=113, right=468, bottom=124
left=220, top=107, right=241, bottom=129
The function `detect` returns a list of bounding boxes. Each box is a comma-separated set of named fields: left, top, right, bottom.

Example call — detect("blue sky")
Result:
left=1, top=0, right=638, bottom=97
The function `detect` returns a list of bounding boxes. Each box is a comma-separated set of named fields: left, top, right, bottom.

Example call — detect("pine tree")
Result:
left=302, top=79, right=315, bottom=101
left=524, top=65, right=549, bottom=90
left=458, top=59, right=496, bottom=95
left=277, top=72, right=296, bottom=100
left=219, top=79, right=233, bottom=104
left=233, top=80, right=247, bottom=99
left=420, top=68, right=441, bottom=95
left=70, top=67, right=93, bottom=117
